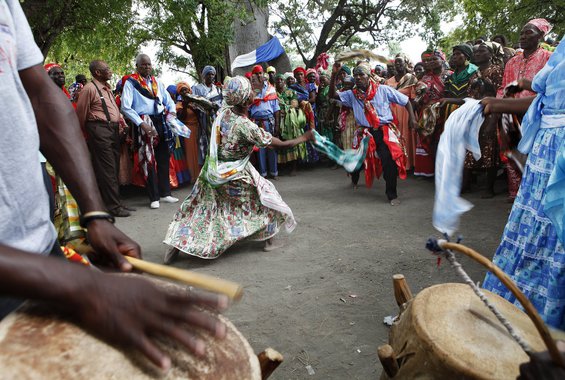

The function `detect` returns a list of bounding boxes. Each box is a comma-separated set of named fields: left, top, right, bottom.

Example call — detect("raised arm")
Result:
left=329, top=62, right=342, bottom=100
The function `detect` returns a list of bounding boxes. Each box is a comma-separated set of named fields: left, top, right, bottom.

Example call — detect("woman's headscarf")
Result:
left=421, top=48, right=446, bottom=61
left=339, top=65, right=352, bottom=75
left=223, top=76, right=252, bottom=107
left=202, top=65, right=216, bottom=78
left=480, top=41, right=504, bottom=66
left=176, top=81, right=191, bottom=95
left=353, top=62, right=372, bottom=76
left=526, top=18, right=553, bottom=36
left=306, top=68, right=319, bottom=82
left=293, top=67, right=307, bottom=77
left=44, top=63, right=61, bottom=73
left=166, top=84, right=177, bottom=98
left=453, top=44, right=473, bottom=60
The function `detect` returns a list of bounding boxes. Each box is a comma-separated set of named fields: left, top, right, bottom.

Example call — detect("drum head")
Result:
left=410, top=283, right=545, bottom=379
left=0, top=274, right=261, bottom=380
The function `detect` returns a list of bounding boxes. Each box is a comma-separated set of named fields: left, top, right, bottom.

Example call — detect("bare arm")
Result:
left=481, top=96, right=536, bottom=115
left=404, top=101, right=419, bottom=130
left=20, top=65, right=103, bottom=213
left=329, top=62, right=342, bottom=100
left=0, top=244, right=228, bottom=371
left=19, top=64, right=141, bottom=269
left=269, top=130, right=314, bottom=149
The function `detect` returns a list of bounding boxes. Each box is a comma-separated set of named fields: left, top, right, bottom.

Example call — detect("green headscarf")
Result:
left=340, top=65, right=352, bottom=75
left=453, top=44, right=473, bottom=60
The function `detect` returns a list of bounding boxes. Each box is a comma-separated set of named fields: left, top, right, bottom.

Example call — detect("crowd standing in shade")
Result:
left=7, top=2, right=564, bottom=357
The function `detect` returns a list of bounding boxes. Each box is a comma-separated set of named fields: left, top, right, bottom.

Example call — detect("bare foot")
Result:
left=163, top=246, right=180, bottom=264
left=263, top=240, right=284, bottom=252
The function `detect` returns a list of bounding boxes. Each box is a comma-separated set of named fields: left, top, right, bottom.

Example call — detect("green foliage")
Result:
left=22, top=0, right=142, bottom=80
left=138, top=0, right=252, bottom=80
left=271, top=0, right=454, bottom=67
left=441, top=0, right=564, bottom=50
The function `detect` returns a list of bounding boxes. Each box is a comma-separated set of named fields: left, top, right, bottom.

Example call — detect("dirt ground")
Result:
left=116, top=165, right=512, bottom=379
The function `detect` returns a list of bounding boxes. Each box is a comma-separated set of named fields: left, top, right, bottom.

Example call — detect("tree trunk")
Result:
left=227, top=3, right=291, bottom=76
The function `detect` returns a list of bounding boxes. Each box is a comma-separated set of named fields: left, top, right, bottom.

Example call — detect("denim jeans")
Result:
left=256, top=118, right=278, bottom=177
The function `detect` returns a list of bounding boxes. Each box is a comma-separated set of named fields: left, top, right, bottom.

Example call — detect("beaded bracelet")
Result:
left=79, top=211, right=115, bottom=228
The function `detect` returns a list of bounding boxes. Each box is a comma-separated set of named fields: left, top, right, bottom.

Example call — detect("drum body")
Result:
left=0, top=274, right=261, bottom=380
left=382, top=283, right=545, bottom=380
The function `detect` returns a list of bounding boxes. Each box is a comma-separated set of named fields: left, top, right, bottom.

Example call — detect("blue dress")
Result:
left=483, top=38, right=565, bottom=329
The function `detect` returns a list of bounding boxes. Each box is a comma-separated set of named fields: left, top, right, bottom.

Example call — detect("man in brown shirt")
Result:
left=76, top=60, right=132, bottom=217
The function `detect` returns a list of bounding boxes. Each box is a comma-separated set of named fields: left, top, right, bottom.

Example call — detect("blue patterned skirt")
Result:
left=483, top=126, right=565, bottom=329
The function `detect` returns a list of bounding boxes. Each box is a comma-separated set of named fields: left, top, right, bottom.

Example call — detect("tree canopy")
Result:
left=270, top=0, right=455, bottom=67
left=441, top=0, right=564, bottom=50
left=137, top=0, right=267, bottom=80
left=22, top=0, right=141, bottom=79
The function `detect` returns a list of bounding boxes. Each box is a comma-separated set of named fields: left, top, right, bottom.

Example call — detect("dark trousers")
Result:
left=147, top=115, right=171, bottom=202
left=351, top=127, right=398, bottom=200
left=85, top=121, right=121, bottom=212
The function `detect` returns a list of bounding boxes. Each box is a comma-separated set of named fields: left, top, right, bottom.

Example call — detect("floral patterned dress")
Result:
left=164, top=111, right=295, bottom=259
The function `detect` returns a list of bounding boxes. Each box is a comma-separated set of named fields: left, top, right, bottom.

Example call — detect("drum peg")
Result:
left=257, top=347, right=283, bottom=379
left=392, top=274, right=413, bottom=308
left=377, top=344, right=399, bottom=378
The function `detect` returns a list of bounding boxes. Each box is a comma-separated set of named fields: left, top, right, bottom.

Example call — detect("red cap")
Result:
left=252, top=65, right=264, bottom=75
left=245, top=72, right=252, bottom=79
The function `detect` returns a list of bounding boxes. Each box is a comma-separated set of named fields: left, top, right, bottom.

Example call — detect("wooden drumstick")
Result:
left=438, top=240, right=565, bottom=369
left=124, top=256, right=243, bottom=301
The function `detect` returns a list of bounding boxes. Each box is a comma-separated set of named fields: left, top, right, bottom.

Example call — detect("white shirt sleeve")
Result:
left=7, top=0, right=44, bottom=71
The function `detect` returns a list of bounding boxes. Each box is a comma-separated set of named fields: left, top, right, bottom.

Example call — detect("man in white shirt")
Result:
left=0, top=0, right=226, bottom=370
left=120, top=54, right=179, bottom=209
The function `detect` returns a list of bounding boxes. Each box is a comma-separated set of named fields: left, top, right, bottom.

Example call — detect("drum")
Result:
left=0, top=274, right=261, bottom=380
left=381, top=283, right=546, bottom=380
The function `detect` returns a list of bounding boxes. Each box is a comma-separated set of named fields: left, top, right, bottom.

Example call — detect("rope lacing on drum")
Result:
left=426, top=236, right=533, bottom=354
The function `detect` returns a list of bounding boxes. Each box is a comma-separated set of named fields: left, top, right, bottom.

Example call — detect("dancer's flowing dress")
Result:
left=164, top=109, right=296, bottom=259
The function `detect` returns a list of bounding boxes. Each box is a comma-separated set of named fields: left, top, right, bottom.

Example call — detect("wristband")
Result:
left=79, top=211, right=115, bottom=228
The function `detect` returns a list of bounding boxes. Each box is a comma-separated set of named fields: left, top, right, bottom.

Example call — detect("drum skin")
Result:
left=382, top=283, right=546, bottom=380
left=0, top=274, right=261, bottom=380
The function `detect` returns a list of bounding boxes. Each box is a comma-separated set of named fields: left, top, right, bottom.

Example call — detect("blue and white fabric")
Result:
left=231, top=37, right=285, bottom=70
left=483, top=37, right=565, bottom=330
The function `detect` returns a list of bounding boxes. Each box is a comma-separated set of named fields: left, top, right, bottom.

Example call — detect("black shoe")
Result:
left=121, top=205, right=137, bottom=212
left=110, top=207, right=131, bottom=217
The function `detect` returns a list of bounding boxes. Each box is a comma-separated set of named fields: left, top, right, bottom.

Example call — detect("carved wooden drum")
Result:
left=0, top=274, right=261, bottom=380
left=382, top=283, right=546, bottom=380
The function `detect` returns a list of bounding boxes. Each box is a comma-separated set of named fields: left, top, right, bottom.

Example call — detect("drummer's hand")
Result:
left=76, top=273, right=229, bottom=371
left=518, top=341, right=565, bottom=380
left=86, top=220, right=141, bottom=271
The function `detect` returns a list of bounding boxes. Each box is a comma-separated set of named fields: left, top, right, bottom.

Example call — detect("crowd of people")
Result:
left=1, top=0, right=564, bottom=374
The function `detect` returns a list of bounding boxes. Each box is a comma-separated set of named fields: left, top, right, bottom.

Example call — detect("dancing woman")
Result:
left=163, top=77, right=314, bottom=263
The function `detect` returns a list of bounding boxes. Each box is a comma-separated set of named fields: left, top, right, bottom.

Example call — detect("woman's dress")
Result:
left=483, top=40, right=565, bottom=329
left=164, top=110, right=296, bottom=259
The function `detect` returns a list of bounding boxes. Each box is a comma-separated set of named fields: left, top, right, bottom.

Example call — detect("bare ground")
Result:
left=116, top=165, right=511, bottom=379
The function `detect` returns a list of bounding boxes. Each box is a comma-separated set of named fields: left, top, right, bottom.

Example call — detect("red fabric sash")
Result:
left=353, top=80, right=380, bottom=128
left=353, top=80, right=407, bottom=185
left=252, top=83, right=278, bottom=106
